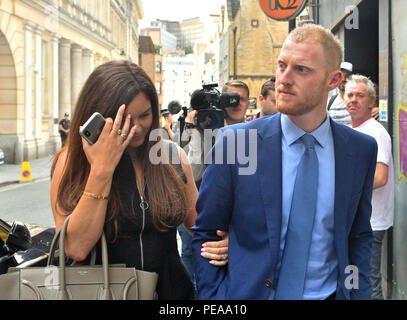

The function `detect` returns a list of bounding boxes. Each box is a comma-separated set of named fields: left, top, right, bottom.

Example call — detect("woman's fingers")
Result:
left=201, top=245, right=228, bottom=256
left=121, top=113, right=131, bottom=136
left=201, top=230, right=230, bottom=266
left=110, top=104, right=126, bottom=136
left=216, top=230, right=228, bottom=238
left=202, top=230, right=229, bottom=249
left=120, top=123, right=137, bottom=148
left=209, top=259, right=228, bottom=267
left=202, top=242, right=228, bottom=253
left=201, top=239, right=228, bottom=264
left=101, top=117, right=114, bottom=139
left=201, top=249, right=228, bottom=266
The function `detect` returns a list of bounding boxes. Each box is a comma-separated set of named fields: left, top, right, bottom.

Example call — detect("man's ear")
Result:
left=328, top=70, right=343, bottom=91
left=258, top=95, right=264, bottom=103
left=368, top=98, right=376, bottom=110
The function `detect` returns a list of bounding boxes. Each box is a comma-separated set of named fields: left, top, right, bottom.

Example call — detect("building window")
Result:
left=155, top=61, right=162, bottom=73
left=251, top=19, right=259, bottom=28
left=155, top=82, right=161, bottom=94
left=249, top=97, right=257, bottom=109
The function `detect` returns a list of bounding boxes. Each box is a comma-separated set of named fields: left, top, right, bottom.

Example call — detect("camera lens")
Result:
left=85, top=131, right=91, bottom=137
left=197, top=110, right=224, bottom=130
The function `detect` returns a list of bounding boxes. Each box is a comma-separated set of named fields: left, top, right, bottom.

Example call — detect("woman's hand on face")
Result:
left=81, top=104, right=137, bottom=175
left=201, top=230, right=229, bottom=267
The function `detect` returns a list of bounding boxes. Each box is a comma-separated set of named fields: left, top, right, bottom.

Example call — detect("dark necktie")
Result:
left=275, top=133, right=319, bottom=299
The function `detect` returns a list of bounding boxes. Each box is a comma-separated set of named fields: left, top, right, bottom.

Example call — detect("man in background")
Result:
left=327, top=62, right=353, bottom=125
left=161, top=109, right=174, bottom=140
left=59, top=112, right=70, bottom=146
left=345, top=74, right=394, bottom=300
left=185, top=80, right=250, bottom=188
left=247, top=77, right=277, bottom=121
left=178, top=81, right=250, bottom=290
left=222, top=80, right=251, bottom=125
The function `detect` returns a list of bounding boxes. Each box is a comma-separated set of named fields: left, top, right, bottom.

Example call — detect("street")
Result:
left=0, top=178, right=54, bottom=228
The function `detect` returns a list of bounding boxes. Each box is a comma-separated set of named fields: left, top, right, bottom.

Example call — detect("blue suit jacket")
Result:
left=191, top=113, right=377, bottom=300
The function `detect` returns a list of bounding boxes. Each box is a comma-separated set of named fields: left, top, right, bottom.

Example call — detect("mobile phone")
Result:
left=79, top=112, right=106, bottom=145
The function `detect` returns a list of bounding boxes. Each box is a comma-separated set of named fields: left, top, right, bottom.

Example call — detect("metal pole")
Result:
left=289, top=19, right=296, bottom=32
left=233, top=26, right=237, bottom=79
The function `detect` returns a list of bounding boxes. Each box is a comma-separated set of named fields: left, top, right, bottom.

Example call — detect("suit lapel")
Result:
left=257, top=115, right=283, bottom=276
left=331, top=120, right=355, bottom=268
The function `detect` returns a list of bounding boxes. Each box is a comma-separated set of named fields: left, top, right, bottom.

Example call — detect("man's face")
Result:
left=338, top=69, right=352, bottom=92
left=275, top=40, right=332, bottom=117
left=345, top=82, right=374, bottom=121
left=224, top=86, right=250, bottom=124
left=259, top=89, right=277, bottom=116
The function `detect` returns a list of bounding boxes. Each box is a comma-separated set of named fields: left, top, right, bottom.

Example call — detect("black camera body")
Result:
left=190, top=82, right=240, bottom=130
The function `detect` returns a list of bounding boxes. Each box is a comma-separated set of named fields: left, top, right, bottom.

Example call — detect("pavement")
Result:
left=0, top=155, right=54, bottom=235
left=0, top=155, right=53, bottom=187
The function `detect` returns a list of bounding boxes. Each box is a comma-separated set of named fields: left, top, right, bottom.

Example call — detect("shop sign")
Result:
left=259, top=0, right=309, bottom=21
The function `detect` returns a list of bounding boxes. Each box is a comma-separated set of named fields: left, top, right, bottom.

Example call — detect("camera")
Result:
left=190, top=82, right=240, bottom=130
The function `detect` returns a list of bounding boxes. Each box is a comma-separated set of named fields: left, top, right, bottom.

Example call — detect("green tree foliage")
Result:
left=154, top=44, right=162, bottom=54
left=185, top=45, right=193, bottom=55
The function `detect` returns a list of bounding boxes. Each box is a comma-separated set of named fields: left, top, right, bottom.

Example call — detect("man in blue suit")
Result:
left=192, top=24, right=377, bottom=300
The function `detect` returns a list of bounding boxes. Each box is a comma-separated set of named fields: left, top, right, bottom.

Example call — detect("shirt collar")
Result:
left=281, top=112, right=331, bottom=148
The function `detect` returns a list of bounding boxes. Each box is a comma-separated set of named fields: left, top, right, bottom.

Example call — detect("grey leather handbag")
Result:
left=0, top=215, right=158, bottom=300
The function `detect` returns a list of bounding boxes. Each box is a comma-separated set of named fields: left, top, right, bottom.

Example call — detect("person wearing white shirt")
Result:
left=345, top=74, right=394, bottom=300
left=327, top=62, right=353, bottom=125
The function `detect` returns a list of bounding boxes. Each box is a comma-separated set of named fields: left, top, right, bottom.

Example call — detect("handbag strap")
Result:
left=46, top=218, right=66, bottom=265
left=47, top=215, right=112, bottom=300
left=327, top=93, right=338, bottom=111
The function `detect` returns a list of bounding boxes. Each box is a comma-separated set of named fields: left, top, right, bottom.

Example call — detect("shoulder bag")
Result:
left=0, top=215, right=158, bottom=300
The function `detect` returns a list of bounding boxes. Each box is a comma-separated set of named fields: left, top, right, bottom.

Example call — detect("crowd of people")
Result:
left=51, top=24, right=393, bottom=300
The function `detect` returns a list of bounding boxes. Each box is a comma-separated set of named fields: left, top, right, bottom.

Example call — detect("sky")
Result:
left=139, top=0, right=225, bottom=27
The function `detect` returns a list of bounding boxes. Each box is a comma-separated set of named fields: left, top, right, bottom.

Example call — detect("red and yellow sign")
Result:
left=20, top=161, right=33, bottom=181
left=259, top=0, right=309, bottom=21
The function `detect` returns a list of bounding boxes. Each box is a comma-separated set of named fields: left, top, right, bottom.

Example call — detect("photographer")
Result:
left=173, top=81, right=248, bottom=290
left=160, top=109, right=174, bottom=141
left=183, top=80, right=249, bottom=188
left=222, top=80, right=251, bottom=126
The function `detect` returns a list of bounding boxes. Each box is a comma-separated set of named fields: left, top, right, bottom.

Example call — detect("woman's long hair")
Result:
left=52, top=60, right=188, bottom=241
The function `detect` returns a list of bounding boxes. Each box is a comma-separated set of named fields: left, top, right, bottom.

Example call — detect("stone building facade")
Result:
left=0, top=0, right=143, bottom=163
left=139, top=35, right=163, bottom=108
left=219, top=0, right=288, bottom=112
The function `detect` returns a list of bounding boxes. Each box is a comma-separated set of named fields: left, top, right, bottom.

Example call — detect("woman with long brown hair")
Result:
left=50, top=60, right=226, bottom=299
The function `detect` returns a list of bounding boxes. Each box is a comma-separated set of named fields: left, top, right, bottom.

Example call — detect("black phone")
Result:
left=79, top=112, right=106, bottom=145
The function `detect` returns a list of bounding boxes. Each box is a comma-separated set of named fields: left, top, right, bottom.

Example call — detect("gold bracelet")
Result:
left=83, top=191, right=109, bottom=201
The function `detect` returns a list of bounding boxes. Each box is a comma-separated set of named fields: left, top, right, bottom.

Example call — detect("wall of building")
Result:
left=318, top=0, right=357, bottom=29
left=161, top=29, right=177, bottom=50
left=162, top=54, right=195, bottom=109
left=0, top=0, right=143, bottom=163
left=220, top=0, right=287, bottom=112
left=391, top=0, right=407, bottom=300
